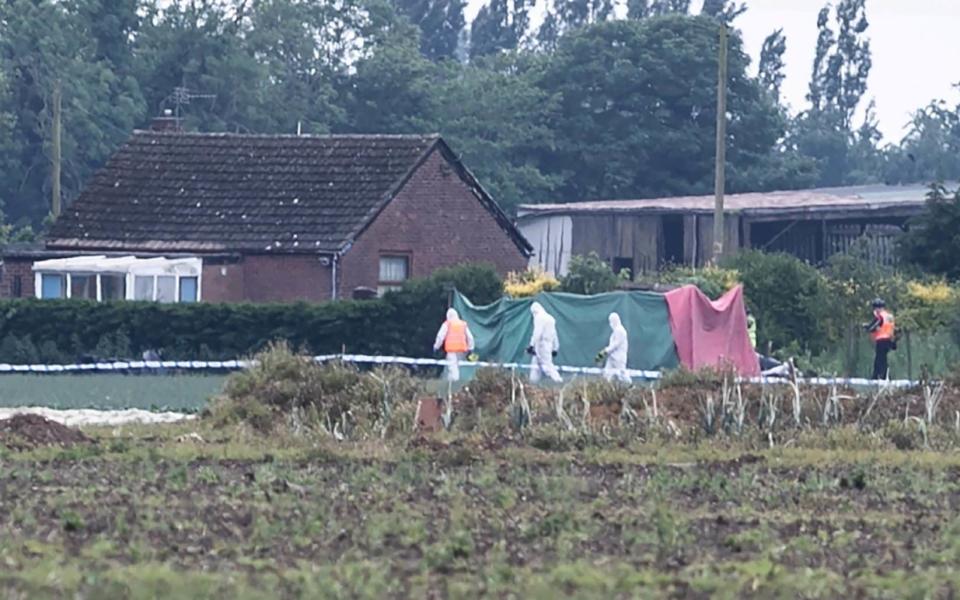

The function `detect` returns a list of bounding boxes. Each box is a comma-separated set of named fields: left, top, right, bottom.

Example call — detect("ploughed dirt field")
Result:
left=3, top=418, right=960, bottom=599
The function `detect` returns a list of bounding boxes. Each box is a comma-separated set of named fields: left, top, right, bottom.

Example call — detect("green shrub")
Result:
left=657, top=366, right=729, bottom=389
left=898, top=184, right=960, bottom=279
left=648, top=265, right=740, bottom=299
left=0, top=262, right=501, bottom=363
left=722, top=250, right=832, bottom=354
left=560, top=253, right=627, bottom=295
left=210, top=342, right=423, bottom=436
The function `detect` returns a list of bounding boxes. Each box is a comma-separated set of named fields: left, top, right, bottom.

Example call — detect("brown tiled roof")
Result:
left=49, top=131, right=442, bottom=253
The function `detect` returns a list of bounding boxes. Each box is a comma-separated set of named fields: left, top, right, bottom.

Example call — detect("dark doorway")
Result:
left=661, top=215, right=684, bottom=266
left=612, top=256, right=634, bottom=278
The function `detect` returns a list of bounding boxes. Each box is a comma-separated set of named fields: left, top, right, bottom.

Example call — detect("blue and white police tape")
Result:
left=0, top=353, right=920, bottom=388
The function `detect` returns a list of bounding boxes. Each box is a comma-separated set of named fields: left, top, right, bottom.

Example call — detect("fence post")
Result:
left=844, top=325, right=854, bottom=378
left=906, top=330, right=913, bottom=382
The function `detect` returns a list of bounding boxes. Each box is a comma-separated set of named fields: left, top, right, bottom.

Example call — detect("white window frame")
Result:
left=38, top=272, right=67, bottom=299
left=33, top=256, right=203, bottom=303
left=377, top=254, right=410, bottom=297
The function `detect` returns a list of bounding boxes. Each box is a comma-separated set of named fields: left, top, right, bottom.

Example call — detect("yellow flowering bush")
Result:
left=504, top=267, right=560, bottom=298
left=900, top=279, right=959, bottom=332
left=907, top=280, right=955, bottom=305
left=653, top=265, right=740, bottom=299
left=701, top=265, right=741, bottom=293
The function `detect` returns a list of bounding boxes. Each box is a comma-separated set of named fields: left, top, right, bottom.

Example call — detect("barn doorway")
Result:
left=661, top=215, right=684, bottom=267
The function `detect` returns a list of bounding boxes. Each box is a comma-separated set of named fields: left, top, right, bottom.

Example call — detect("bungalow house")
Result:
left=1, top=127, right=531, bottom=302
left=518, top=184, right=931, bottom=276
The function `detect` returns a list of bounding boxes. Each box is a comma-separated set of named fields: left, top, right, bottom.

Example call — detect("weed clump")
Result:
left=573, top=379, right=632, bottom=428
left=462, top=368, right=513, bottom=411
left=658, top=366, right=732, bottom=390
left=207, top=342, right=421, bottom=438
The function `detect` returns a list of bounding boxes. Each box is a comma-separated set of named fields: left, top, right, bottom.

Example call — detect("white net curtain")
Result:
left=33, top=256, right=202, bottom=303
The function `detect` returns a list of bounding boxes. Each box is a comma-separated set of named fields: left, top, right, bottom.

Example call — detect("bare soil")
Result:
left=0, top=414, right=92, bottom=450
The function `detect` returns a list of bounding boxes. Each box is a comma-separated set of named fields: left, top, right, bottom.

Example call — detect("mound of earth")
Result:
left=0, top=414, right=93, bottom=450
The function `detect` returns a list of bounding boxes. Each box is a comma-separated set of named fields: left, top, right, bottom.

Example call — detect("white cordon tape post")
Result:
left=0, top=354, right=919, bottom=388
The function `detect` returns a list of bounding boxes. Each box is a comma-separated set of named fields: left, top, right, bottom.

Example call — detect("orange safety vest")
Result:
left=444, top=319, right=469, bottom=353
left=871, top=309, right=895, bottom=342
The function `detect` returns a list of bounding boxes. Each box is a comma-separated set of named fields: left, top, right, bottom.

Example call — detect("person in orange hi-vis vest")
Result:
left=864, top=298, right=896, bottom=380
left=433, top=308, right=476, bottom=382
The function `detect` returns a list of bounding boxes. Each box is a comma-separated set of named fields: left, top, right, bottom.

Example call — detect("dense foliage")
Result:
left=1, top=0, right=957, bottom=232
left=0, top=263, right=503, bottom=363
left=504, top=268, right=560, bottom=298
left=559, top=253, right=626, bottom=295
left=642, top=249, right=960, bottom=375
left=898, top=185, right=960, bottom=280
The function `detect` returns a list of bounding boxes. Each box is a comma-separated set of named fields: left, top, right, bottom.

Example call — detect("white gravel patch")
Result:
left=0, top=407, right=195, bottom=427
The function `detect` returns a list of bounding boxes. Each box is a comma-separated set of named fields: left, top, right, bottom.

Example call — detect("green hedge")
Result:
left=721, top=250, right=833, bottom=355
left=0, top=263, right=503, bottom=363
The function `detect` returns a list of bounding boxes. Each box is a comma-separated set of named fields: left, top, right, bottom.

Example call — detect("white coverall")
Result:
left=528, top=301, right=562, bottom=383
left=602, top=312, right=631, bottom=383
left=433, top=308, right=475, bottom=381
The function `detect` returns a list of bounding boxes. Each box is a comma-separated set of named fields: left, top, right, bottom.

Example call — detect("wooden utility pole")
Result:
left=712, top=22, right=728, bottom=263
left=51, top=79, right=62, bottom=217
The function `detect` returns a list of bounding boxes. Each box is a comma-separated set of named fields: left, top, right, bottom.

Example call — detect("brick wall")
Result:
left=0, top=258, right=35, bottom=298
left=339, top=149, right=527, bottom=298
left=0, top=254, right=331, bottom=303
left=201, top=260, right=246, bottom=302
left=242, top=254, right=332, bottom=302
left=201, top=255, right=333, bottom=302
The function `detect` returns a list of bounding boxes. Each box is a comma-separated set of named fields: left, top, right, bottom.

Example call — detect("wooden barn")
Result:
left=517, top=184, right=931, bottom=276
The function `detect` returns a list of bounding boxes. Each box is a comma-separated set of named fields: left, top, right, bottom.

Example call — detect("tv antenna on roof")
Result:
left=163, top=86, right=217, bottom=121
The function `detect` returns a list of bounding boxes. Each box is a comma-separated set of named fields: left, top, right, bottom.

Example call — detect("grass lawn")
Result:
left=0, top=374, right=225, bottom=411
left=2, top=419, right=960, bottom=598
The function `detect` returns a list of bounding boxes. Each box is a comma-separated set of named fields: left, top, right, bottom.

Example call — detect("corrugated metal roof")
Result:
left=518, top=184, right=935, bottom=218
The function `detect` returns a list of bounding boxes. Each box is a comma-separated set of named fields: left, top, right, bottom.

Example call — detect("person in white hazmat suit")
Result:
left=598, top=312, right=631, bottom=383
left=526, top=301, right=562, bottom=383
left=433, top=308, right=475, bottom=381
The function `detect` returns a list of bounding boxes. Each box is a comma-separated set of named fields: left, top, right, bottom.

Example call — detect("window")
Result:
left=101, top=275, right=125, bottom=301
left=612, top=257, right=634, bottom=279
left=11, top=276, right=22, bottom=298
left=156, top=276, right=176, bottom=303
left=179, top=277, right=198, bottom=303
left=379, top=256, right=409, bottom=282
left=378, top=255, right=409, bottom=296
left=40, top=274, right=65, bottom=299
left=70, top=274, right=96, bottom=300
left=134, top=275, right=155, bottom=301
left=32, top=257, right=202, bottom=303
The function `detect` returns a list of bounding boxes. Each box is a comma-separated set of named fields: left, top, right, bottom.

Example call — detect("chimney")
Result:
left=151, top=109, right=182, bottom=132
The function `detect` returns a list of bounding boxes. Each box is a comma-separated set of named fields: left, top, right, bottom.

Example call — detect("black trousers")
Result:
left=872, top=339, right=894, bottom=380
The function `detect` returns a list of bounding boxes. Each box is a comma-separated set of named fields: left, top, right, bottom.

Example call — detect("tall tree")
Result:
left=884, top=94, right=960, bottom=185
left=390, top=0, right=466, bottom=60
left=758, top=28, right=786, bottom=101
left=80, top=0, right=141, bottom=70
left=806, top=0, right=871, bottom=129
left=0, top=70, right=18, bottom=219
left=431, top=54, right=562, bottom=210
left=345, top=24, right=438, bottom=133
left=0, top=0, right=145, bottom=223
left=898, top=185, right=960, bottom=279
left=537, top=0, right=615, bottom=50
left=795, top=0, right=876, bottom=187
left=135, top=0, right=274, bottom=133
left=627, top=0, right=689, bottom=20
left=700, top=0, right=746, bottom=22
left=537, top=15, right=784, bottom=202
left=469, top=0, right=532, bottom=58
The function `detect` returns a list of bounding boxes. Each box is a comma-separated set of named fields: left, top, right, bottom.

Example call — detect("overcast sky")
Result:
left=737, top=0, right=960, bottom=143
left=465, top=0, right=960, bottom=143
